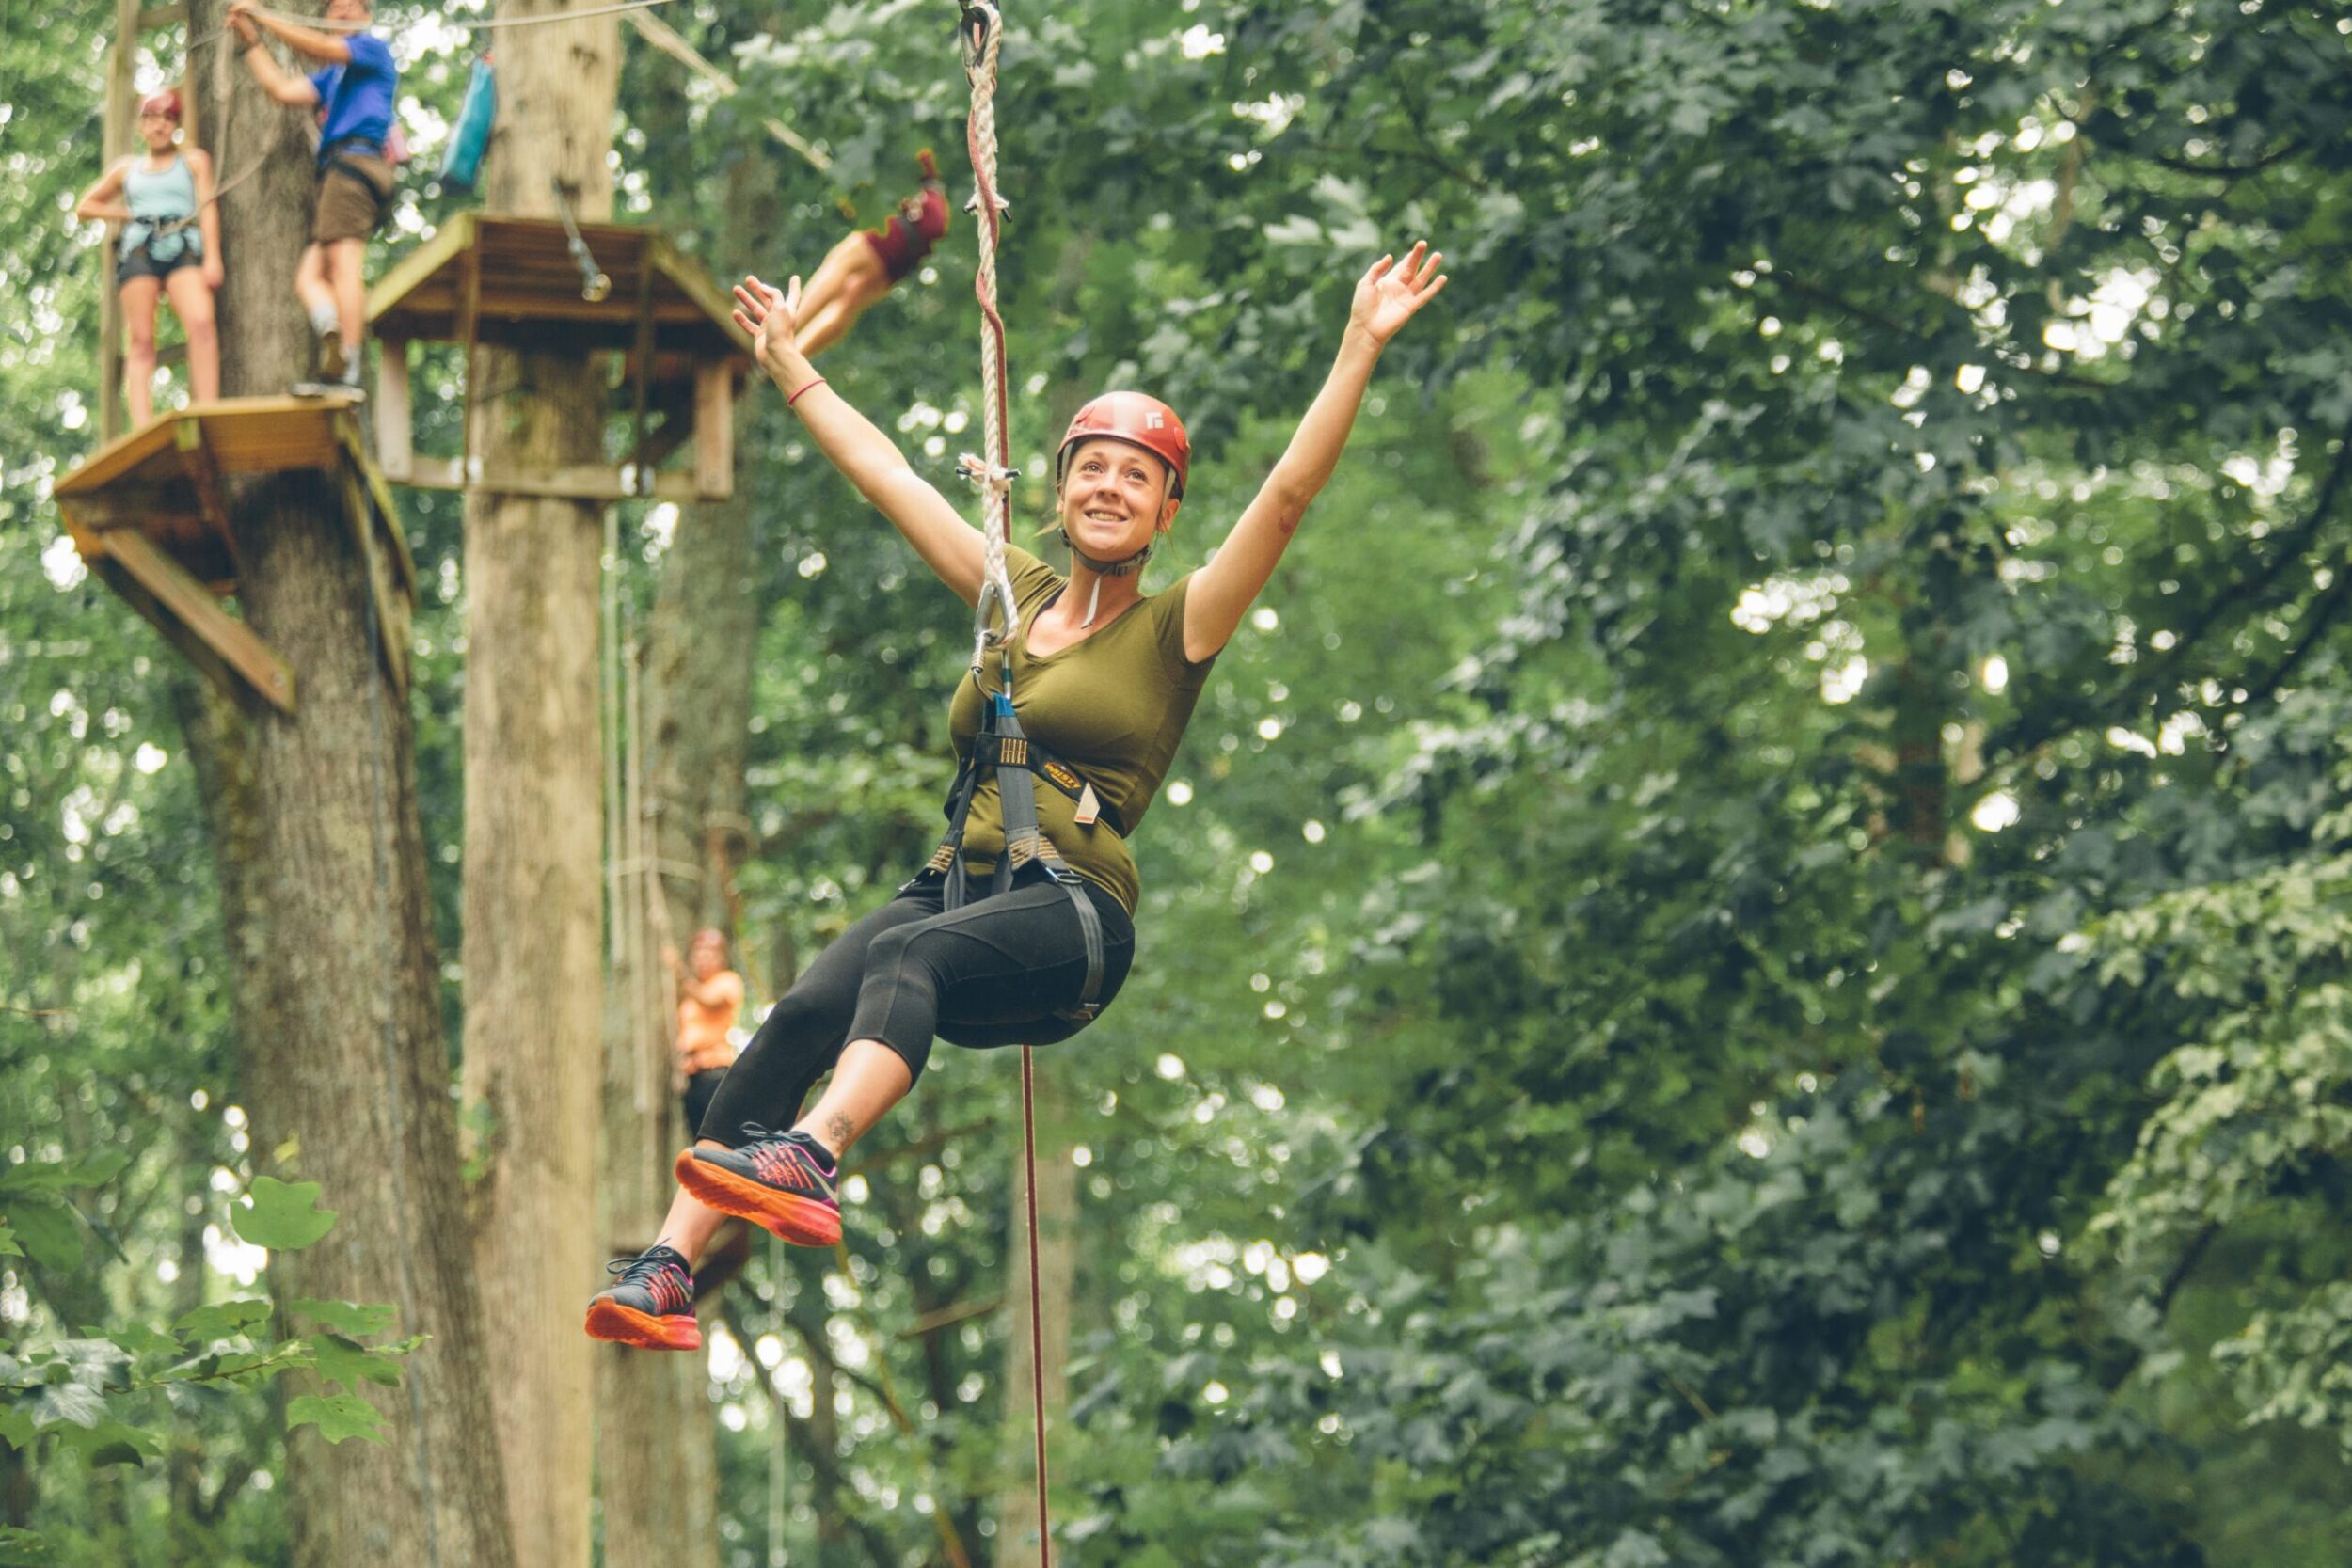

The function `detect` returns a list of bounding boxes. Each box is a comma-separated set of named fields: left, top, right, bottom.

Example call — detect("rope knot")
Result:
left=957, top=452, right=1019, bottom=495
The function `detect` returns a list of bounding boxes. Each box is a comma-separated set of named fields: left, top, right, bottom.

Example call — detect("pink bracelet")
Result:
left=787, top=376, right=827, bottom=408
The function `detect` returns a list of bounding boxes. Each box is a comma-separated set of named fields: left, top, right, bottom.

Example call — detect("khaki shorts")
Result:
left=311, top=154, right=394, bottom=245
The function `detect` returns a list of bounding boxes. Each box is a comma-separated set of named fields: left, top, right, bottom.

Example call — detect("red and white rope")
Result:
left=962, top=4, right=1021, bottom=674
left=961, top=22, right=1051, bottom=1564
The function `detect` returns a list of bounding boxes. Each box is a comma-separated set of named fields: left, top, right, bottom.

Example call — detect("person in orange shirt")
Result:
left=665, top=929, right=744, bottom=1138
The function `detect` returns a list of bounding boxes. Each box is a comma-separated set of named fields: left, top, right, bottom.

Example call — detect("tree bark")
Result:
left=593, top=115, right=767, bottom=1567
left=457, top=8, right=622, bottom=1568
left=182, top=8, right=516, bottom=1566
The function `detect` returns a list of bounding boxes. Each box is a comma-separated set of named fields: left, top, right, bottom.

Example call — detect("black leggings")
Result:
left=693, top=870, right=1135, bottom=1148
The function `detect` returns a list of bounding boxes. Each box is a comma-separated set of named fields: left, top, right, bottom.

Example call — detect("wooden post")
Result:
left=456, top=243, right=482, bottom=484
left=375, top=336, right=413, bottom=482
left=459, top=12, right=622, bottom=1565
left=100, top=0, right=141, bottom=443
left=694, top=359, right=732, bottom=500
left=628, top=253, right=656, bottom=495
left=172, top=416, right=239, bottom=577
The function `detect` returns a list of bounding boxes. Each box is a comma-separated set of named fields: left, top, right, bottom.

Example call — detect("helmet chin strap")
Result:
left=1059, top=531, right=1152, bottom=626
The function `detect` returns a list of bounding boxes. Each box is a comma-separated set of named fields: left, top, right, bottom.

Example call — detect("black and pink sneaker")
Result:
left=584, top=1243, right=700, bottom=1351
left=675, top=1125, right=842, bottom=1248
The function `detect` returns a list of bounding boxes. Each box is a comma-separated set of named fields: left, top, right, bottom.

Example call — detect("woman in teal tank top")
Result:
left=74, top=89, right=222, bottom=426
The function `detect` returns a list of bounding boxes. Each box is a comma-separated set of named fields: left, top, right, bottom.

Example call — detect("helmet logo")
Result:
left=1145, top=410, right=1164, bottom=428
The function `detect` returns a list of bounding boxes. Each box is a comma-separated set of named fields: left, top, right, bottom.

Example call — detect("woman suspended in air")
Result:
left=791, top=148, right=951, bottom=358
left=587, top=239, right=1447, bottom=1352
left=75, top=90, right=223, bottom=427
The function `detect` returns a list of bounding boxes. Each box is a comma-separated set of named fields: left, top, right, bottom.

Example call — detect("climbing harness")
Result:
left=947, top=6, right=1069, bottom=1561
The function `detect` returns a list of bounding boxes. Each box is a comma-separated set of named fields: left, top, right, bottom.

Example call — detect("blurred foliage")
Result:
left=7, top=0, right=2352, bottom=1564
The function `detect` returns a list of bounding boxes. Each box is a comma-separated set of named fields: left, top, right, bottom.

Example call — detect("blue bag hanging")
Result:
left=440, top=58, right=497, bottom=192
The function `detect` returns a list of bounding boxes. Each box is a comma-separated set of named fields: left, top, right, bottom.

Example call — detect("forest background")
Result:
left=3, top=1, right=2351, bottom=1564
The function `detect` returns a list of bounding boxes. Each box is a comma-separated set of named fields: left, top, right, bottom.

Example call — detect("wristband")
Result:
left=786, top=376, right=827, bottom=409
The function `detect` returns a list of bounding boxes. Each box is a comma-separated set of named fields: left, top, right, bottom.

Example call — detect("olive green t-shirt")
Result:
left=946, top=546, right=1216, bottom=913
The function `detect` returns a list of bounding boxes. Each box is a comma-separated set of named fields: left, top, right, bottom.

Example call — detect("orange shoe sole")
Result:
left=584, top=1298, right=701, bottom=1352
left=675, top=1148, right=842, bottom=1248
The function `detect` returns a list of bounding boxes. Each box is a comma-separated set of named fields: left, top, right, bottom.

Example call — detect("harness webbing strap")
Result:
left=928, top=732, right=1128, bottom=860
left=937, top=691, right=1106, bottom=1024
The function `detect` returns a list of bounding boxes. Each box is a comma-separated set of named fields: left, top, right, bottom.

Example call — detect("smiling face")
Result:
left=137, top=111, right=177, bottom=153
left=326, top=0, right=372, bottom=22
left=1058, top=436, right=1180, bottom=561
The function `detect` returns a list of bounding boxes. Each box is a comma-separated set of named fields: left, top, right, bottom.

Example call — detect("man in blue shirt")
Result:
left=230, top=0, right=398, bottom=399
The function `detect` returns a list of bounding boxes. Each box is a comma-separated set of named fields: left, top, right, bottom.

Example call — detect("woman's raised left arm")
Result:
left=1182, top=240, right=1446, bottom=663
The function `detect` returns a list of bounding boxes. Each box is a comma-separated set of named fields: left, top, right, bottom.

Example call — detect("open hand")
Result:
left=1349, top=241, right=1447, bottom=346
left=731, top=272, right=802, bottom=373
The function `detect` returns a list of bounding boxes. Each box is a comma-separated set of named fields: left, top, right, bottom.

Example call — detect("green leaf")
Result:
left=309, top=1334, right=403, bottom=1392
left=230, top=1177, right=337, bottom=1252
left=0, top=1151, right=128, bottom=1196
left=0, top=1525, right=54, bottom=1566
left=2, top=1199, right=80, bottom=1274
left=29, top=1382, right=104, bottom=1431
left=0, top=1218, right=19, bottom=1258
left=108, top=1323, right=181, bottom=1358
left=51, top=1420, right=161, bottom=1468
left=286, top=1392, right=388, bottom=1446
left=172, top=1297, right=273, bottom=1341
left=0, top=1409, right=33, bottom=1451
left=289, top=1298, right=398, bottom=1338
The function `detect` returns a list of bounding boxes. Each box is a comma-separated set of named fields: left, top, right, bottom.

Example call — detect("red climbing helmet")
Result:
left=1056, top=392, right=1191, bottom=499
left=139, top=89, right=183, bottom=122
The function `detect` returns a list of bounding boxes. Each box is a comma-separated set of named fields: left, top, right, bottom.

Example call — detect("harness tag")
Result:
left=1074, top=783, right=1101, bottom=827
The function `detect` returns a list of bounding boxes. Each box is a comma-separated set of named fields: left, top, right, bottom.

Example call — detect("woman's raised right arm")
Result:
left=734, top=273, right=985, bottom=606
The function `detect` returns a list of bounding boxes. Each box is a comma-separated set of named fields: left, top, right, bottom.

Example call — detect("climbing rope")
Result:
left=954, top=10, right=1054, bottom=1560
left=154, top=147, right=278, bottom=234
left=549, top=177, right=612, bottom=300
left=960, top=2, right=1021, bottom=681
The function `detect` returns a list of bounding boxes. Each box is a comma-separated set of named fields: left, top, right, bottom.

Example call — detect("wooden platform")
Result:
left=55, top=398, right=419, bottom=715
left=368, top=212, right=751, bottom=500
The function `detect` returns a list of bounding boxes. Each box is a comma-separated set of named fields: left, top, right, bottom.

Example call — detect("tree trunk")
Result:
left=994, top=1066, right=1074, bottom=1568
left=593, top=119, right=767, bottom=1567
left=593, top=494, right=751, bottom=1568
left=183, top=8, right=516, bottom=1566
left=457, top=8, right=622, bottom=1568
